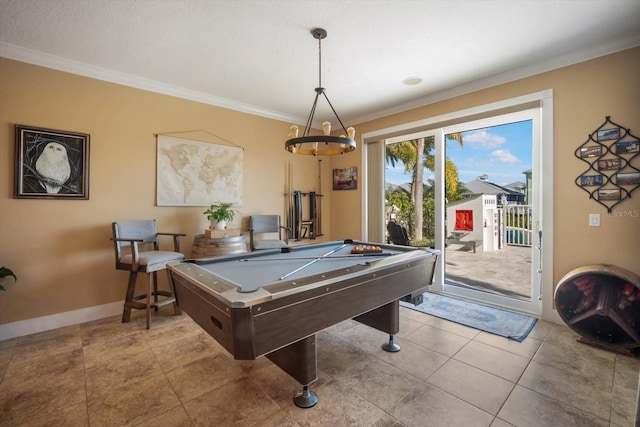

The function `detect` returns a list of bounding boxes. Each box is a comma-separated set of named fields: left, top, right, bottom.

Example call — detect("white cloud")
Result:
left=462, top=129, right=505, bottom=149
left=490, top=149, right=519, bottom=164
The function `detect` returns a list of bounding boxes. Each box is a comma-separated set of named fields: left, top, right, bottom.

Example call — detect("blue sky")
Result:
left=385, top=120, right=533, bottom=186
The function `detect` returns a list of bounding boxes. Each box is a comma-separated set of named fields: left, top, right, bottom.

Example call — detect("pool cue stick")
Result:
left=317, top=159, right=322, bottom=236
left=239, top=253, right=391, bottom=262
left=279, top=243, right=347, bottom=280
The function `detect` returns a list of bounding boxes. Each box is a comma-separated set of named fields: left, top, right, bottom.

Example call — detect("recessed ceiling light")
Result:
left=402, top=76, right=423, bottom=86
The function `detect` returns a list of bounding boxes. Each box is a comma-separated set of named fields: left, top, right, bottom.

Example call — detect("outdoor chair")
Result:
left=386, top=221, right=411, bottom=246
left=111, top=220, right=185, bottom=329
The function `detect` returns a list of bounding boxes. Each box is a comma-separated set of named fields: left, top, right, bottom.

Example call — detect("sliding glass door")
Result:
left=373, top=106, right=546, bottom=316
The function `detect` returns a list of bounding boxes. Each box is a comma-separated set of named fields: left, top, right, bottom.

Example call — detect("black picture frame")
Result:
left=617, top=172, right=640, bottom=186
left=615, top=140, right=639, bottom=154
left=598, top=189, right=621, bottom=201
left=597, top=127, right=620, bottom=142
left=597, top=158, right=621, bottom=171
left=15, top=125, right=90, bottom=199
left=579, top=146, right=602, bottom=158
left=580, top=175, right=603, bottom=186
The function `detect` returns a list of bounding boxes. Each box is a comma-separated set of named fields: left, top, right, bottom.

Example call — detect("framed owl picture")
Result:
left=14, top=125, right=90, bottom=199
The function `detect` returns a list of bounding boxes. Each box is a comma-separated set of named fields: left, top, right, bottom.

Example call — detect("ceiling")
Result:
left=1, top=0, right=639, bottom=128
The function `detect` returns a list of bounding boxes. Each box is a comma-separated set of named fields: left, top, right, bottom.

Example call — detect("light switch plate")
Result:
left=589, top=213, right=600, bottom=227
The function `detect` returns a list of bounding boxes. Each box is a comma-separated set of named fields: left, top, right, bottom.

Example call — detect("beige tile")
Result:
left=327, top=321, right=391, bottom=354
left=498, top=385, right=609, bottom=426
left=139, top=405, right=194, bottom=427
left=285, top=379, right=387, bottom=426
left=610, top=355, right=640, bottom=426
left=0, top=300, right=633, bottom=426
left=526, top=318, right=553, bottom=341
left=404, top=323, right=471, bottom=357
left=151, top=330, right=226, bottom=372
left=373, top=336, right=449, bottom=380
left=490, top=418, right=515, bottom=427
left=519, top=359, right=613, bottom=418
left=254, top=409, right=301, bottom=427
left=166, top=352, right=247, bottom=401
left=423, top=315, right=482, bottom=339
left=85, top=350, right=164, bottom=398
left=80, top=315, right=141, bottom=346
left=16, top=324, right=81, bottom=347
left=82, top=330, right=152, bottom=369
left=399, top=306, right=432, bottom=324
left=87, top=372, right=181, bottom=426
left=474, top=331, right=541, bottom=358
left=8, top=401, right=89, bottom=427
left=372, top=414, right=406, bottom=427
left=0, top=355, right=86, bottom=425
left=338, top=355, right=423, bottom=411
left=533, top=340, right=615, bottom=379
left=454, top=340, right=530, bottom=383
left=543, top=323, right=616, bottom=361
left=248, top=362, right=308, bottom=408
left=3, top=346, right=84, bottom=388
left=397, top=314, right=428, bottom=337
left=182, top=376, right=281, bottom=426
left=389, top=382, right=494, bottom=427
left=317, top=329, right=369, bottom=377
left=0, top=337, right=18, bottom=351
left=0, top=347, right=12, bottom=380
left=427, top=359, right=515, bottom=415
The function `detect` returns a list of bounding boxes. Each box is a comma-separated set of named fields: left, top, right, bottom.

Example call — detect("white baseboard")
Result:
left=0, top=301, right=123, bottom=342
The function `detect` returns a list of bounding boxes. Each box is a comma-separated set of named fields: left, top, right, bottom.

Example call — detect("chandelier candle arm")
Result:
left=285, top=28, right=356, bottom=156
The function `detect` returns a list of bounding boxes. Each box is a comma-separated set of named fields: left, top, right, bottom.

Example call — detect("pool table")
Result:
left=167, top=239, right=439, bottom=407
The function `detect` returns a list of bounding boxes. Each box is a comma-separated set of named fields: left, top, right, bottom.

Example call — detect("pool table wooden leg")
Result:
left=265, top=334, right=318, bottom=408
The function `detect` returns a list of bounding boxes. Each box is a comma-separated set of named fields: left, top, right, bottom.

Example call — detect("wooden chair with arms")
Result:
left=111, top=220, right=185, bottom=329
left=248, top=215, right=290, bottom=251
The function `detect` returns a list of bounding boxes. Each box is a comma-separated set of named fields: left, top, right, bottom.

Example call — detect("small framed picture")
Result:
left=333, top=166, right=357, bottom=190
left=615, top=140, right=639, bottom=154
left=580, top=175, right=603, bottom=186
left=597, top=158, right=621, bottom=171
left=616, top=172, right=640, bottom=186
left=598, top=189, right=621, bottom=201
left=579, top=146, right=602, bottom=158
left=597, top=128, right=620, bottom=142
left=15, top=125, right=90, bottom=199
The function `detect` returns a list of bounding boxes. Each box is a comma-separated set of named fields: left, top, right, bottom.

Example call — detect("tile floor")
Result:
left=0, top=305, right=638, bottom=426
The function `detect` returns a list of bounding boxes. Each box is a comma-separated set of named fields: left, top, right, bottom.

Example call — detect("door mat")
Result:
left=401, top=292, right=537, bottom=342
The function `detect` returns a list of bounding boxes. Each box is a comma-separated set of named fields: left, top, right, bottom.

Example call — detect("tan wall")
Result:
left=1, top=46, right=639, bottom=329
left=337, top=46, right=640, bottom=291
left=0, top=58, right=338, bottom=325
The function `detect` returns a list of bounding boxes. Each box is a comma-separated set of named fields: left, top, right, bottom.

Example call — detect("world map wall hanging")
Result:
left=574, top=116, right=640, bottom=213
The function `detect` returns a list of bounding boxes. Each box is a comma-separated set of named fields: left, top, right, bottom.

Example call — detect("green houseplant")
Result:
left=0, top=266, right=17, bottom=291
left=203, top=202, right=236, bottom=230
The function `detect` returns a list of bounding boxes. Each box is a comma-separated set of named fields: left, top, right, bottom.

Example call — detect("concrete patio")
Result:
left=444, top=244, right=533, bottom=301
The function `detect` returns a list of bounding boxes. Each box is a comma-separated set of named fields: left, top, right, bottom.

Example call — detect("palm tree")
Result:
left=386, top=133, right=463, bottom=241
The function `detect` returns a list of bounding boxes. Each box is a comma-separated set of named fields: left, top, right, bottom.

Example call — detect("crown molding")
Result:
left=0, top=42, right=304, bottom=125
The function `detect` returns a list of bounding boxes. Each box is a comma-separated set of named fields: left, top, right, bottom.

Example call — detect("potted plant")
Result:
left=0, top=266, right=17, bottom=291
left=203, top=202, right=236, bottom=230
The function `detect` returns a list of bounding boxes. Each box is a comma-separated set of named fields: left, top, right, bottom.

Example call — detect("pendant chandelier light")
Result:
left=285, top=28, right=356, bottom=156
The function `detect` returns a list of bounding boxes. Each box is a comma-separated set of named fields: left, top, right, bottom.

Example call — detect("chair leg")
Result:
left=153, top=271, right=159, bottom=311
left=122, top=271, right=138, bottom=323
left=166, top=269, right=182, bottom=316
left=146, top=273, right=153, bottom=329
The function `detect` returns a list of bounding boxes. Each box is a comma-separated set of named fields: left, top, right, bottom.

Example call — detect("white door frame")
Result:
left=362, top=90, right=557, bottom=321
